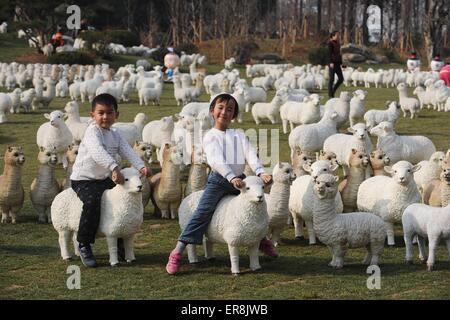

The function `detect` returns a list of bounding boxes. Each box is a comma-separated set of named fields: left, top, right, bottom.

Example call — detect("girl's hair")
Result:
left=209, top=94, right=239, bottom=119
left=330, top=31, right=339, bottom=39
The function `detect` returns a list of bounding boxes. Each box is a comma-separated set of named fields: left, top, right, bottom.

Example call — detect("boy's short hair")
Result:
left=91, top=93, right=118, bottom=112
left=209, top=93, right=239, bottom=119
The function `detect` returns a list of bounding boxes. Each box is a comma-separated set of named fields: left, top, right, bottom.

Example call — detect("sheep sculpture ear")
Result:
left=351, top=148, right=358, bottom=154
left=330, top=164, right=339, bottom=172
left=334, top=176, right=340, bottom=182
left=347, top=127, right=355, bottom=133
left=39, top=146, right=45, bottom=152
left=7, top=146, right=13, bottom=152
left=384, top=166, right=394, bottom=174
left=411, top=164, right=421, bottom=173
left=278, top=162, right=283, bottom=169
left=44, top=113, right=51, bottom=120
left=303, top=163, right=312, bottom=173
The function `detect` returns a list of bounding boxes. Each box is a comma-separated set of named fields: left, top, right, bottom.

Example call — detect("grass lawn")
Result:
left=1, top=33, right=450, bottom=300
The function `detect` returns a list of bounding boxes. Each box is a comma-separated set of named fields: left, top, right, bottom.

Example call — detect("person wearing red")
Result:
left=51, top=31, right=65, bottom=50
left=431, top=54, right=445, bottom=72
left=439, top=64, right=450, bottom=87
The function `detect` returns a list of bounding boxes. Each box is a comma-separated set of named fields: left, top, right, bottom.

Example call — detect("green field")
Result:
left=1, top=33, right=450, bottom=300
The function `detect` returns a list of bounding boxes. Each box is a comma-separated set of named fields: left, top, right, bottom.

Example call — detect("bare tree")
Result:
left=424, top=0, right=450, bottom=65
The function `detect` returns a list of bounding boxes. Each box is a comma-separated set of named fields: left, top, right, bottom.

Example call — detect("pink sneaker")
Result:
left=166, top=250, right=182, bottom=275
left=259, top=239, right=279, bottom=258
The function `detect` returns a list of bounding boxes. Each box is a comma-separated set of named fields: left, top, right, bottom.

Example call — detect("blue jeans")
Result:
left=179, top=172, right=241, bottom=245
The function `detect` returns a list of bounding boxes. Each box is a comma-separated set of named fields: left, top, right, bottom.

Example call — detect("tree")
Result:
left=424, top=0, right=450, bottom=65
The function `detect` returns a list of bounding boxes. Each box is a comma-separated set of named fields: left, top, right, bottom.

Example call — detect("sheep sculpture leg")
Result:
left=385, top=221, right=395, bottom=246
left=35, top=204, right=48, bottom=224
left=292, top=213, right=305, bottom=240
left=404, top=231, right=415, bottom=264
left=186, top=244, right=199, bottom=263
left=417, top=235, right=428, bottom=263
left=123, top=236, right=136, bottom=262
left=203, top=239, right=215, bottom=260
left=248, top=245, right=261, bottom=271
left=106, top=236, right=120, bottom=266
left=330, top=243, right=347, bottom=268
left=305, top=220, right=317, bottom=245
left=427, top=236, right=439, bottom=271
left=58, top=230, right=73, bottom=260
left=10, top=206, right=21, bottom=224
left=228, top=245, right=240, bottom=275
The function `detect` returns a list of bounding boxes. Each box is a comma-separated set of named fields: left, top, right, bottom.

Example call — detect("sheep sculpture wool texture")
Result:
left=0, top=146, right=26, bottom=224
left=357, top=161, right=421, bottom=246
left=51, top=168, right=144, bottom=266
left=402, top=203, right=450, bottom=271
left=178, top=176, right=269, bottom=275
left=313, top=174, right=386, bottom=268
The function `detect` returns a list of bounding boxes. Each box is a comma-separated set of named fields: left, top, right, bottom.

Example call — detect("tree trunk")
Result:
left=317, top=0, right=322, bottom=35
left=328, top=0, right=335, bottom=32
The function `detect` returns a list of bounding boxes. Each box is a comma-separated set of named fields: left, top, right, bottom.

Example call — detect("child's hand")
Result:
left=259, top=174, right=273, bottom=185
left=112, top=168, right=124, bottom=185
left=139, top=167, right=152, bottom=177
left=231, top=177, right=245, bottom=189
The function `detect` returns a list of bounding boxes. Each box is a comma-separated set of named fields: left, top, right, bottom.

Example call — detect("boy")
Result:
left=71, top=93, right=150, bottom=267
left=166, top=93, right=277, bottom=275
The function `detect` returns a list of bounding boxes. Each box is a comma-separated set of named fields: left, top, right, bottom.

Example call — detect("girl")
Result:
left=166, top=93, right=277, bottom=275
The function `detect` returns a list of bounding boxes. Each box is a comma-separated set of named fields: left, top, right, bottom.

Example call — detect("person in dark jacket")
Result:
left=328, top=31, right=344, bottom=98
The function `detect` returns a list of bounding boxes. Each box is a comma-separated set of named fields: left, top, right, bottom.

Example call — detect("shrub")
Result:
left=149, top=47, right=170, bottom=64
left=175, top=43, right=198, bottom=55
left=104, top=30, right=140, bottom=47
left=379, top=48, right=404, bottom=64
left=47, top=51, right=95, bottom=65
left=308, top=46, right=329, bottom=66
left=233, top=41, right=259, bottom=65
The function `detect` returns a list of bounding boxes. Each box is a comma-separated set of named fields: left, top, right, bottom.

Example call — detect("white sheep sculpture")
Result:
left=403, top=203, right=450, bottom=271
left=312, top=174, right=386, bottom=268
left=51, top=168, right=144, bottom=266
left=178, top=176, right=269, bottom=275
left=370, top=121, right=436, bottom=165
left=36, top=110, right=73, bottom=168
left=357, top=161, right=421, bottom=246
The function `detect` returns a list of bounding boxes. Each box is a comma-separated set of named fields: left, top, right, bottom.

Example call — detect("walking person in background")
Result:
left=328, top=31, right=344, bottom=98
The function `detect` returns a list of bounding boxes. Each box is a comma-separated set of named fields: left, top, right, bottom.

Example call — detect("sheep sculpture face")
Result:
left=120, top=168, right=143, bottom=193
left=370, top=121, right=394, bottom=137
left=272, top=162, right=296, bottom=184
left=313, top=174, right=340, bottom=200
left=318, top=150, right=339, bottom=166
left=353, top=90, right=367, bottom=100
left=5, top=146, right=25, bottom=166
left=349, top=149, right=369, bottom=168
left=370, top=149, right=390, bottom=166
left=441, top=162, right=450, bottom=184
left=38, top=147, right=58, bottom=166
left=348, top=123, right=369, bottom=140
left=44, top=110, right=67, bottom=128
left=133, top=141, right=152, bottom=163
left=304, top=160, right=339, bottom=181
left=240, top=176, right=266, bottom=203
left=384, top=161, right=421, bottom=185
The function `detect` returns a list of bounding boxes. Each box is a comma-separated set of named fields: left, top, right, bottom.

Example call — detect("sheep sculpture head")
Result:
left=235, top=176, right=265, bottom=203
left=349, top=149, right=369, bottom=168
left=441, top=161, right=450, bottom=184
left=64, top=101, right=79, bottom=114
left=303, top=160, right=339, bottom=181
left=44, top=110, right=67, bottom=127
left=4, top=146, right=25, bottom=167
left=384, top=161, right=421, bottom=186
left=162, top=143, right=183, bottom=166
left=348, top=123, right=369, bottom=140
left=119, top=168, right=143, bottom=194
left=429, top=151, right=446, bottom=167
left=273, top=162, right=296, bottom=184
left=370, top=121, right=394, bottom=137
left=38, top=146, right=58, bottom=166
left=66, top=144, right=79, bottom=164
left=369, top=149, right=390, bottom=166
left=133, top=141, right=152, bottom=164
left=313, top=174, right=340, bottom=200
left=353, top=90, right=368, bottom=100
